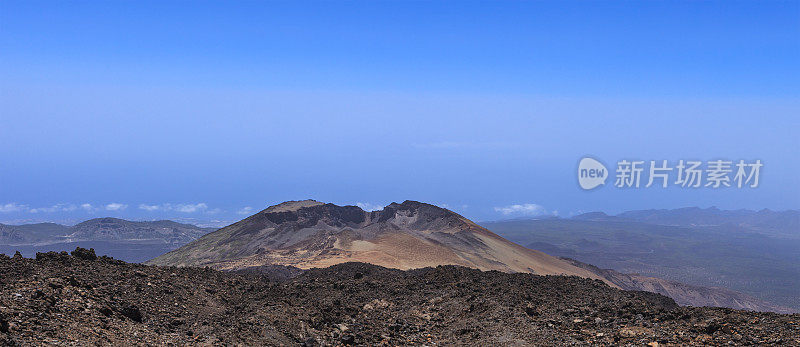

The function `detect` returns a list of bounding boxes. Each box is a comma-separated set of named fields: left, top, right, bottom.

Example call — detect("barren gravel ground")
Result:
left=1, top=249, right=798, bottom=346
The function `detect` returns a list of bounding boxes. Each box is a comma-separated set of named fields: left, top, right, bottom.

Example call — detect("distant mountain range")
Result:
left=482, top=207, right=799, bottom=313
left=574, top=207, right=800, bottom=238
left=0, top=218, right=214, bottom=263
left=148, top=200, right=795, bottom=313
left=3, top=204, right=796, bottom=313
left=0, top=222, right=70, bottom=245
left=0, top=217, right=214, bottom=245
left=563, top=258, right=793, bottom=314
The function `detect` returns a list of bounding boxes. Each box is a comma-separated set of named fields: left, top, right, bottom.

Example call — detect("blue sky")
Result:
left=1, top=1, right=798, bottom=225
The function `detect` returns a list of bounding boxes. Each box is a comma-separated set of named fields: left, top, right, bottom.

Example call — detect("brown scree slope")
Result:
left=148, top=200, right=614, bottom=285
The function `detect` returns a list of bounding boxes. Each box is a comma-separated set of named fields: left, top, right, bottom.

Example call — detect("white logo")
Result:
left=578, top=157, right=608, bottom=190
left=577, top=157, right=762, bottom=190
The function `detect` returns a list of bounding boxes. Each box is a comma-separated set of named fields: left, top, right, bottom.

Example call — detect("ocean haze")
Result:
left=480, top=207, right=800, bottom=310
left=1, top=1, right=799, bottom=221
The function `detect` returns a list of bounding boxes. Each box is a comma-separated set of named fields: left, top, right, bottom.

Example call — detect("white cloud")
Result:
left=356, top=202, right=384, bottom=212
left=494, top=203, right=548, bottom=216
left=169, top=217, right=233, bottom=228
left=4, top=201, right=220, bottom=215
left=137, top=203, right=210, bottom=213
left=105, top=203, right=128, bottom=211
left=237, top=206, right=254, bottom=215
left=29, top=205, right=58, bottom=213
left=29, top=203, right=78, bottom=213
left=174, top=203, right=207, bottom=213
left=138, top=204, right=161, bottom=211
left=0, top=203, right=28, bottom=213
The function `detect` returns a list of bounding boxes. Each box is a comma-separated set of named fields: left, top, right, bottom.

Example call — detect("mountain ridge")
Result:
left=0, top=218, right=213, bottom=246
left=5, top=203, right=794, bottom=313
left=481, top=217, right=800, bottom=312
left=562, top=258, right=795, bottom=314
left=147, top=200, right=796, bottom=313
left=147, top=200, right=614, bottom=285
left=573, top=207, right=800, bottom=236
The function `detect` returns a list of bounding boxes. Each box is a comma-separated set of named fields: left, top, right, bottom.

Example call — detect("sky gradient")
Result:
left=1, top=1, right=798, bottom=225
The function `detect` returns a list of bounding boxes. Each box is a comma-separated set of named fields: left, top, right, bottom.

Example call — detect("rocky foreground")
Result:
left=1, top=250, right=798, bottom=346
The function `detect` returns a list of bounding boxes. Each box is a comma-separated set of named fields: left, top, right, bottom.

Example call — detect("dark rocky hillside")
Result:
left=1, top=249, right=798, bottom=346
left=482, top=217, right=800, bottom=312
left=0, top=218, right=215, bottom=263
left=148, top=200, right=610, bottom=282
left=0, top=223, right=70, bottom=245
left=0, top=218, right=212, bottom=246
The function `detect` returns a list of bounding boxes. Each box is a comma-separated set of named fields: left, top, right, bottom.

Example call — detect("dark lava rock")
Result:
left=119, top=304, right=143, bottom=323
left=231, top=264, right=304, bottom=281
left=35, top=251, right=70, bottom=262
left=0, top=248, right=798, bottom=345
left=0, top=314, right=8, bottom=333
left=98, top=306, right=113, bottom=317
left=340, top=334, right=355, bottom=344
left=70, top=247, right=97, bottom=261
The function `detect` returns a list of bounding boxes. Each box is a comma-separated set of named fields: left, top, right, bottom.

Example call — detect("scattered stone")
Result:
left=0, top=255, right=797, bottom=345
left=363, top=299, right=390, bottom=310
left=695, top=334, right=714, bottom=343
left=0, top=314, right=8, bottom=333
left=47, top=278, right=64, bottom=289
left=120, top=304, right=143, bottom=323
left=618, top=326, right=653, bottom=338
left=524, top=305, right=539, bottom=316
left=340, top=334, right=355, bottom=344
left=70, top=247, right=97, bottom=261
left=98, top=306, right=113, bottom=316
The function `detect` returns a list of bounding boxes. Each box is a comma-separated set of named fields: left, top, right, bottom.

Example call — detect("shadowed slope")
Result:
left=147, top=200, right=613, bottom=285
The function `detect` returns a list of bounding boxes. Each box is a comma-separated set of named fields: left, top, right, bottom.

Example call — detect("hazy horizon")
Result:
left=2, top=203, right=798, bottom=228
left=2, top=1, right=798, bottom=223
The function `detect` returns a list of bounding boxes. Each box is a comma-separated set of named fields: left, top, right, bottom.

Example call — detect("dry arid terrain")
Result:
left=147, top=200, right=793, bottom=313
left=148, top=200, right=612, bottom=283
left=482, top=209, right=800, bottom=312
left=1, top=249, right=799, bottom=346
